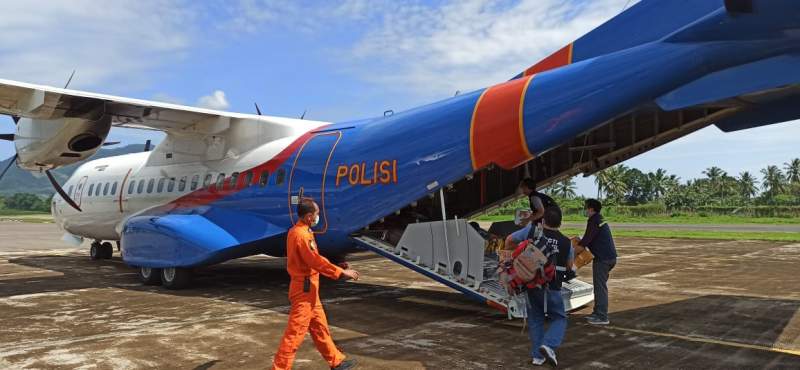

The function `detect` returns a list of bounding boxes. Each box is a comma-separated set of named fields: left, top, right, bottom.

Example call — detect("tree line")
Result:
left=545, top=158, right=800, bottom=209
left=0, top=193, right=52, bottom=212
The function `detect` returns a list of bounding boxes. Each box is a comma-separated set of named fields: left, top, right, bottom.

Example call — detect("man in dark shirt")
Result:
left=575, top=198, right=617, bottom=325
left=505, top=178, right=557, bottom=251
left=527, top=206, right=571, bottom=367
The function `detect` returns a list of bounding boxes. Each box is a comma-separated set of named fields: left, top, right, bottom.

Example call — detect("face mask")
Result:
left=311, top=214, right=320, bottom=227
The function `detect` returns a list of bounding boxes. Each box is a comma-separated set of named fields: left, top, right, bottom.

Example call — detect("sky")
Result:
left=0, top=0, right=797, bottom=196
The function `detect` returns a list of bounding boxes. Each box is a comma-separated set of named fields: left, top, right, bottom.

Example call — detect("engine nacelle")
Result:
left=14, top=115, right=111, bottom=171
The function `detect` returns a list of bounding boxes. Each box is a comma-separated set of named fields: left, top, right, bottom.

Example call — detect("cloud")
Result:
left=196, top=90, right=230, bottom=110
left=345, top=0, right=634, bottom=98
left=0, top=0, right=196, bottom=90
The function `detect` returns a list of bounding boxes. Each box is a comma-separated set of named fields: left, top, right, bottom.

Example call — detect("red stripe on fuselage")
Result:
left=524, top=43, right=573, bottom=76
left=470, top=75, right=534, bottom=171
left=167, top=127, right=325, bottom=209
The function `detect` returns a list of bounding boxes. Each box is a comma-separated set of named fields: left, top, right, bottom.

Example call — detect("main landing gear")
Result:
left=137, top=266, right=192, bottom=290
left=89, top=240, right=114, bottom=260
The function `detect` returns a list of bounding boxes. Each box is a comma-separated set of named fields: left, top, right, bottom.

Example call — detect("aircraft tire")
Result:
left=89, top=242, right=102, bottom=260
left=139, top=267, right=162, bottom=285
left=161, top=267, right=191, bottom=290
left=100, top=242, right=114, bottom=259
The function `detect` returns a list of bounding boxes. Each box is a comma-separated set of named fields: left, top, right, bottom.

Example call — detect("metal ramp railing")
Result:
left=352, top=219, right=594, bottom=319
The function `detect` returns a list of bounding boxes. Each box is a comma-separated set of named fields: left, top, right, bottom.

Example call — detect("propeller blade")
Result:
left=0, top=154, right=16, bottom=183
left=45, top=169, right=82, bottom=212
left=64, top=70, right=76, bottom=89
left=102, top=141, right=121, bottom=146
left=0, top=133, right=13, bottom=141
left=11, top=116, right=20, bottom=124
left=144, top=139, right=151, bottom=152
left=254, top=103, right=262, bottom=116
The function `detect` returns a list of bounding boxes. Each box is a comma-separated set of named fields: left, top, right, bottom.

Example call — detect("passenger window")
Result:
left=243, top=171, right=254, bottom=187
left=276, top=168, right=286, bottom=185
left=178, top=176, right=187, bottom=192
left=147, top=178, right=155, bottom=193
left=137, top=179, right=144, bottom=194
left=167, top=178, right=175, bottom=192
left=103, top=182, right=109, bottom=196
left=216, top=173, right=226, bottom=190
left=111, top=182, right=117, bottom=196
left=191, top=175, right=200, bottom=190
left=259, top=171, right=270, bottom=187
left=88, top=184, right=95, bottom=196
left=229, top=172, right=239, bottom=189
left=157, top=178, right=165, bottom=193
left=203, top=174, right=213, bottom=188
left=128, top=180, right=136, bottom=195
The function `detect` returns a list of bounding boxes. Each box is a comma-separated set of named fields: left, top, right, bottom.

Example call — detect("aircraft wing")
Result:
left=0, top=78, right=271, bottom=133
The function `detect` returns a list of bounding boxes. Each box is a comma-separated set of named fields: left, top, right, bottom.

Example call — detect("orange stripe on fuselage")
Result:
left=470, top=74, right=535, bottom=171
left=524, top=42, right=574, bottom=76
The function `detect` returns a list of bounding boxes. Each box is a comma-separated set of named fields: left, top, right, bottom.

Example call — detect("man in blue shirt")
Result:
left=527, top=206, right=571, bottom=367
left=575, top=198, right=617, bottom=325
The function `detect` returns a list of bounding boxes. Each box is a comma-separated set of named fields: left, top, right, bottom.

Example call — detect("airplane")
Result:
left=1, top=0, right=798, bottom=316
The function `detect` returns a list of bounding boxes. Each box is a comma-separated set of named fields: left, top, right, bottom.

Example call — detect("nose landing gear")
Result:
left=89, top=240, right=114, bottom=260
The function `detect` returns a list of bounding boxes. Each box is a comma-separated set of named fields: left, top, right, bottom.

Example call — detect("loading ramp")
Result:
left=352, top=218, right=594, bottom=319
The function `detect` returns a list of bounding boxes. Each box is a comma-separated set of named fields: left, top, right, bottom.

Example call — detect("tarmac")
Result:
left=0, top=221, right=799, bottom=369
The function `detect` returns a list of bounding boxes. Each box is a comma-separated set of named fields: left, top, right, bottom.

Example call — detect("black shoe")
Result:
left=332, top=358, right=358, bottom=370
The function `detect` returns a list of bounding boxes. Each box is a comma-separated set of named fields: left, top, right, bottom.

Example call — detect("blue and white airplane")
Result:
left=1, top=0, right=798, bottom=314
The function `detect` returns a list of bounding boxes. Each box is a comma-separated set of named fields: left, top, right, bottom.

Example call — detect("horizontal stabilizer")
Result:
left=656, top=54, right=800, bottom=111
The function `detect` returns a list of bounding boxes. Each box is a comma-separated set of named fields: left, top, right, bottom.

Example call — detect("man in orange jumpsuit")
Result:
left=272, top=198, right=360, bottom=370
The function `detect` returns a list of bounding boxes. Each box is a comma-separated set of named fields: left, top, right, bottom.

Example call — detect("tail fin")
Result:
left=512, top=0, right=724, bottom=79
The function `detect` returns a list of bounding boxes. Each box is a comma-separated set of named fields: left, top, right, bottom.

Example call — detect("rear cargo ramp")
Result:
left=352, top=219, right=593, bottom=319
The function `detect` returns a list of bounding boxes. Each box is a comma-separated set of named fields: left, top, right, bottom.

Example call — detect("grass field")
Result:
left=0, top=210, right=52, bottom=223
left=476, top=214, right=800, bottom=225
left=558, top=228, right=800, bottom=242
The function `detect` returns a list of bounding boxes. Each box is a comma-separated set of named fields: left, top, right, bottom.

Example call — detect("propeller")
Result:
left=64, top=70, right=76, bottom=89
left=0, top=154, right=15, bottom=183
left=45, top=169, right=82, bottom=212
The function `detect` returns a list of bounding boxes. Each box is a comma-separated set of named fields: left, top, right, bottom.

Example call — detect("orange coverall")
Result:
left=272, top=220, right=345, bottom=370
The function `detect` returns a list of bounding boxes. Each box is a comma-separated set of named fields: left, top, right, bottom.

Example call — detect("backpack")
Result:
left=500, top=226, right=557, bottom=293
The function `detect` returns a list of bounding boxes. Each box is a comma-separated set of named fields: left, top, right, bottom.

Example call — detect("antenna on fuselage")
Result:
left=254, top=103, right=262, bottom=116
left=300, top=109, right=306, bottom=120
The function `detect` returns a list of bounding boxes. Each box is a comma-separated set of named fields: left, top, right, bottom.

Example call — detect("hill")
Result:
left=0, top=144, right=146, bottom=196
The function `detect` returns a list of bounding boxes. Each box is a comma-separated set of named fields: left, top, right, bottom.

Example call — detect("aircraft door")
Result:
left=118, top=169, right=133, bottom=213
left=288, top=131, right=342, bottom=233
left=74, top=176, right=88, bottom=208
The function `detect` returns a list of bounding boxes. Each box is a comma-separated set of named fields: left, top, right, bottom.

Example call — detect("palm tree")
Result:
left=761, top=165, right=786, bottom=199
left=552, top=178, right=577, bottom=199
left=703, top=166, right=727, bottom=198
left=785, top=158, right=800, bottom=184
left=597, top=165, right=629, bottom=202
left=648, top=169, right=670, bottom=199
left=737, top=171, right=758, bottom=199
